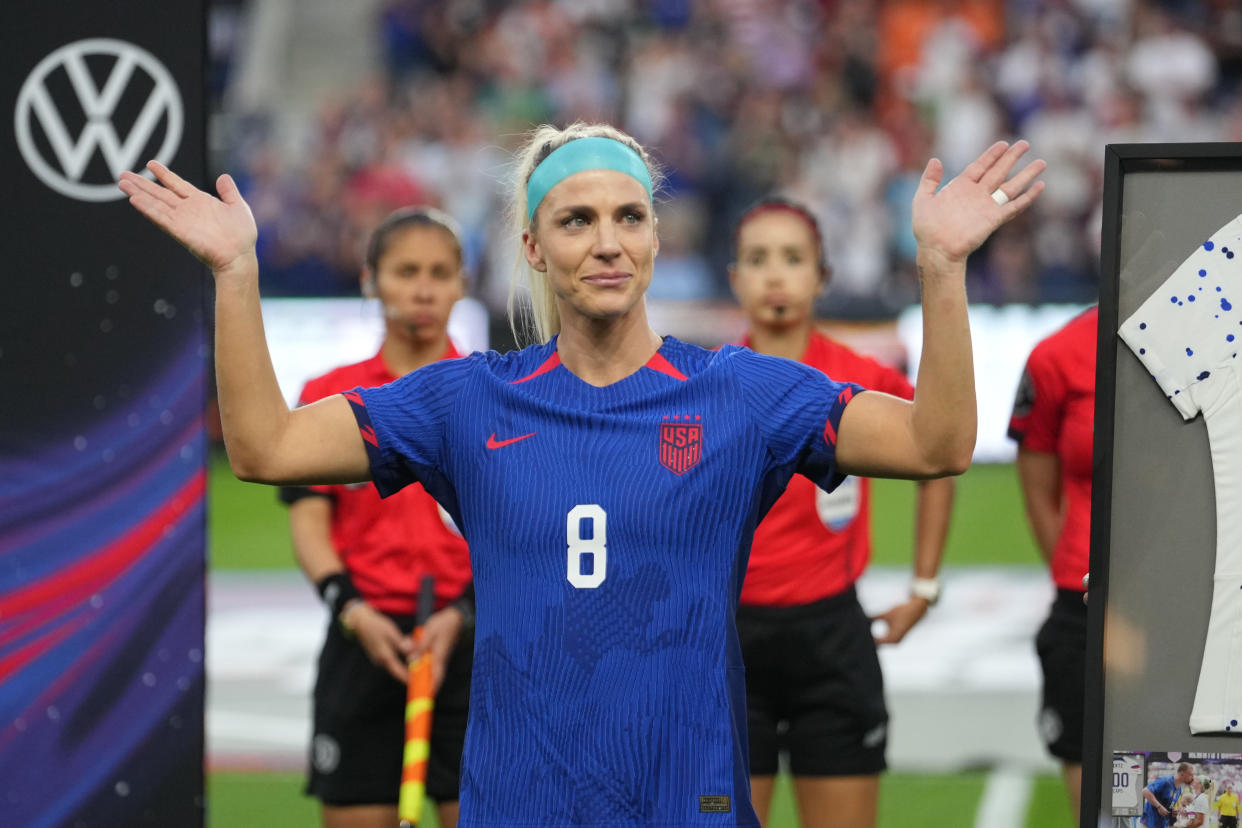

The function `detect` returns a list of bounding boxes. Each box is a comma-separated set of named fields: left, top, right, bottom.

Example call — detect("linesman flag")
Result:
left=399, top=576, right=436, bottom=827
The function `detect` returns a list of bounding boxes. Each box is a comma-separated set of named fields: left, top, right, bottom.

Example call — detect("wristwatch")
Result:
left=911, top=577, right=942, bottom=606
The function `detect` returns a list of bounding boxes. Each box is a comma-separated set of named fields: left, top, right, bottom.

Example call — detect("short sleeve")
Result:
left=1119, top=214, right=1242, bottom=420
left=730, top=348, right=865, bottom=492
left=345, top=356, right=475, bottom=498
left=1008, top=342, right=1062, bottom=452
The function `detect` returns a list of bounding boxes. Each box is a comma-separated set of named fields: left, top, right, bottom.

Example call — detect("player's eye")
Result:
left=562, top=214, right=589, bottom=228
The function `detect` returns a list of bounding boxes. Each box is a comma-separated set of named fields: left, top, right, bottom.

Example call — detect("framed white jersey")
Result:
left=1120, top=213, right=1242, bottom=735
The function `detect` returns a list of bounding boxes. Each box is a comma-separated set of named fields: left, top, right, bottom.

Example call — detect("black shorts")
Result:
left=1221, top=816, right=1238, bottom=828
left=306, top=612, right=473, bottom=806
left=738, top=586, right=888, bottom=777
left=1035, top=589, right=1086, bottom=763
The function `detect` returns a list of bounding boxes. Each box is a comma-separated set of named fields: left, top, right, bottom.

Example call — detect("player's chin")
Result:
left=576, top=292, right=644, bottom=320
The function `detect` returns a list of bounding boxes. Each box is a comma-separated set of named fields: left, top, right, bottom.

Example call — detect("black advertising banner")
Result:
left=0, top=3, right=208, bottom=826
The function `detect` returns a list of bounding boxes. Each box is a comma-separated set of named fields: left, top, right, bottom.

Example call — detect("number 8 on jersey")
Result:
left=567, top=504, right=606, bottom=589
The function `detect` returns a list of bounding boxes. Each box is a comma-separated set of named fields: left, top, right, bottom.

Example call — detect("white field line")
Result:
left=974, top=765, right=1034, bottom=828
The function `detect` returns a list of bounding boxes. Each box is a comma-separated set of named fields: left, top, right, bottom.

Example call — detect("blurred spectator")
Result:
left=210, top=0, right=1241, bottom=316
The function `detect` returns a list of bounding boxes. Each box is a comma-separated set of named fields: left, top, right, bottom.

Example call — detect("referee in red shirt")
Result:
left=1008, top=306, right=1096, bottom=824
left=729, top=198, right=955, bottom=828
left=282, top=207, right=474, bottom=828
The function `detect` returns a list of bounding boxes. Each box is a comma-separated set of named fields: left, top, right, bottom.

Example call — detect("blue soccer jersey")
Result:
left=346, top=336, right=864, bottom=827
left=1143, top=774, right=1180, bottom=828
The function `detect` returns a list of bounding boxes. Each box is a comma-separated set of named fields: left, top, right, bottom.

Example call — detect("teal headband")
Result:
left=525, top=136, right=653, bottom=222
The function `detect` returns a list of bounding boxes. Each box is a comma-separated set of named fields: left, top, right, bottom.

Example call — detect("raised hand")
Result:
left=118, top=161, right=257, bottom=275
left=912, top=140, right=1045, bottom=267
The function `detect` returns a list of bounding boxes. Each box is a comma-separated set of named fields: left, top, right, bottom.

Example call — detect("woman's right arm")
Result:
left=120, top=162, right=368, bottom=484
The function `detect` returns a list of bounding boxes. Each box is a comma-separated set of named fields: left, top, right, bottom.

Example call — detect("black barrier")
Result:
left=0, top=3, right=208, bottom=826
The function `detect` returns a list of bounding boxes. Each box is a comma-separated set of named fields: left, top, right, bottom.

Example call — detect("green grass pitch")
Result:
left=207, top=769, right=1075, bottom=827
left=207, top=448, right=1043, bottom=570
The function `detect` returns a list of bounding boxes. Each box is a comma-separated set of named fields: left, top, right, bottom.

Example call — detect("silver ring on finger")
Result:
left=991, top=188, right=1009, bottom=206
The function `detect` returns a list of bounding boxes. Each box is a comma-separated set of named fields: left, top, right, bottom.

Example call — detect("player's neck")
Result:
left=556, top=308, right=662, bottom=387
left=381, top=331, right=450, bottom=377
left=746, top=321, right=812, bottom=362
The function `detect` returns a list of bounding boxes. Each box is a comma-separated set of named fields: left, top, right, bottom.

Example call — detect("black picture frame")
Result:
left=1086, top=142, right=1242, bottom=826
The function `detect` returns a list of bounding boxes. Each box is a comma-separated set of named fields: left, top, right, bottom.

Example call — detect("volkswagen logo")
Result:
left=15, top=38, right=183, bottom=202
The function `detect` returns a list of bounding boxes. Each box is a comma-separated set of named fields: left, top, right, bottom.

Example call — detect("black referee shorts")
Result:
left=1035, top=588, right=1086, bottom=763
left=738, top=586, right=888, bottom=777
left=306, top=611, right=474, bottom=806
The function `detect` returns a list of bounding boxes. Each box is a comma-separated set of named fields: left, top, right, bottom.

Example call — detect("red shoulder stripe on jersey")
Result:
left=343, top=387, right=381, bottom=451
left=823, top=417, right=838, bottom=447
left=645, top=352, right=688, bottom=380
left=510, top=351, right=562, bottom=384
left=823, top=386, right=858, bottom=446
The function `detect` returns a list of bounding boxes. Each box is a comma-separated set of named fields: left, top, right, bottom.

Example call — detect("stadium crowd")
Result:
left=212, top=0, right=1242, bottom=320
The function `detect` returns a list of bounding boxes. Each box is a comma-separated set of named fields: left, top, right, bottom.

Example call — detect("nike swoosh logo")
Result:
left=487, top=431, right=536, bottom=450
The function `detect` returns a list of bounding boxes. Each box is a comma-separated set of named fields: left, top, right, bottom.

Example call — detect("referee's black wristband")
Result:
left=450, top=582, right=475, bottom=630
left=316, top=572, right=362, bottom=620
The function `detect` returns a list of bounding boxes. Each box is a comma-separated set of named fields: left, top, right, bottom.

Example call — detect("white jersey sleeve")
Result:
left=1119, top=213, right=1242, bottom=735
left=1119, top=214, right=1242, bottom=420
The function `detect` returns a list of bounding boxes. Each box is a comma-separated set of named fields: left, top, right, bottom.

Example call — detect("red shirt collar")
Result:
left=369, top=340, right=462, bottom=383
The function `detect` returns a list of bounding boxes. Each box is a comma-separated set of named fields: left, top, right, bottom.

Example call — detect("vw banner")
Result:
left=0, top=3, right=207, bottom=826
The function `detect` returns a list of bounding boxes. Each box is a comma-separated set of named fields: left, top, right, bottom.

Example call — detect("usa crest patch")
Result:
left=660, top=418, right=701, bottom=474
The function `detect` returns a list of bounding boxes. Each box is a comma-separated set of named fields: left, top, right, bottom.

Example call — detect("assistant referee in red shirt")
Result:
left=282, top=207, right=474, bottom=828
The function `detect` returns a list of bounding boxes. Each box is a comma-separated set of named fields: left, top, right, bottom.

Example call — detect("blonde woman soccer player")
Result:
left=119, top=124, right=1042, bottom=826
left=1178, top=775, right=1213, bottom=828
left=729, top=197, right=954, bottom=828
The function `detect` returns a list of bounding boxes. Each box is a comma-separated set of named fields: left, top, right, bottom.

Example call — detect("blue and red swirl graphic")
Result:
left=0, top=343, right=206, bottom=827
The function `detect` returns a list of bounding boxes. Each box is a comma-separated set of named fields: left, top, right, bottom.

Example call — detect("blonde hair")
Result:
left=507, top=123, right=662, bottom=345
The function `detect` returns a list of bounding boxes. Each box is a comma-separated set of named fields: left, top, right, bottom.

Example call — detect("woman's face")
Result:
left=367, top=225, right=463, bottom=345
left=730, top=209, right=824, bottom=331
left=523, top=168, right=657, bottom=327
